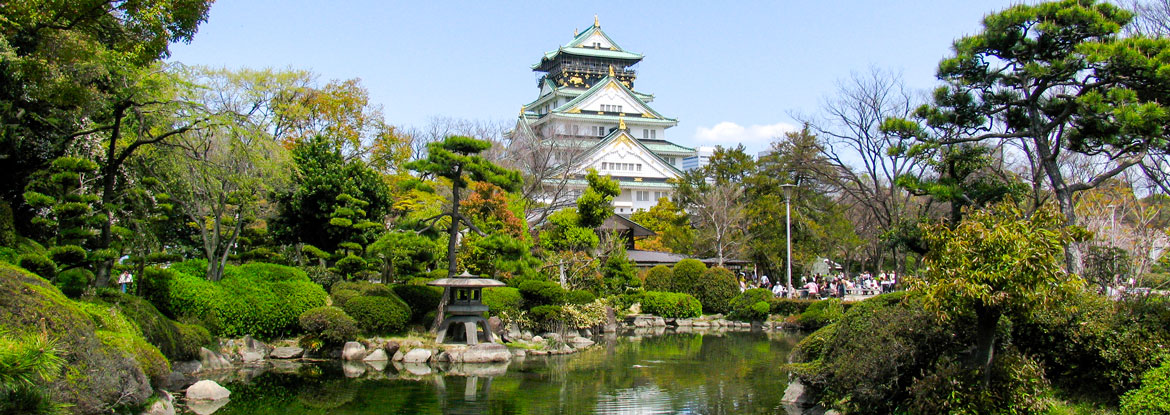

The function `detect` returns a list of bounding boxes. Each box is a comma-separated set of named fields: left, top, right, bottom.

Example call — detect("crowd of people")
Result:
left=738, top=271, right=901, bottom=299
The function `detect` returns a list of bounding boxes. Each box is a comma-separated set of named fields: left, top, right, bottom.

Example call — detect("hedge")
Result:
left=147, top=260, right=328, bottom=339
left=671, top=259, right=707, bottom=297
left=729, top=288, right=774, bottom=321
left=518, top=280, right=566, bottom=307
left=797, top=298, right=845, bottom=330
left=342, top=295, right=411, bottom=334
left=483, top=287, right=523, bottom=317
left=640, top=291, right=701, bottom=319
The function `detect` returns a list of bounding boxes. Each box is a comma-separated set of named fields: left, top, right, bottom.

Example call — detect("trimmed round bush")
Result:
left=529, top=305, right=564, bottom=327
left=769, top=298, right=817, bottom=316
left=518, top=280, right=566, bottom=307
left=392, top=284, right=443, bottom=324
left=729, top=288, right=773, bottom=321
left=48, top=244, right=86, bottom=266
left=299, top=306, right=359, bottom=346
left=671, top=259, right=707, bottom=296
left=565, top=289, right=596, bottom=305
left=342, top=295, right=411, bottom=334
left=640, top=291, right=701, bottom=319
left=483, top=287, right=522, bottom=317
left=17, top=253, right=56, bottom=279
left=643, top=265, right=672, bottom=292
left=55, top=268, right=92, bottom=298
left=331, top=289, right=360, bottom=308
left=695, top=267, right=739, bottom=314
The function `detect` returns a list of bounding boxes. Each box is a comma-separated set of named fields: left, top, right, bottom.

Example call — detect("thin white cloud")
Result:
left=693, top=121, right=798, bottom=147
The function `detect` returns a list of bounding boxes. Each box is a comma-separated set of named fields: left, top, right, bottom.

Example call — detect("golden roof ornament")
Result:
left=594, top=15, right=600, bottom=28
left=520, top=105, right=526, bottom=115
left=619, top=117, right=626, bottom=131
left=574, top=28, right=578, bottom=36
left=608, top=65, right=615, bottom=77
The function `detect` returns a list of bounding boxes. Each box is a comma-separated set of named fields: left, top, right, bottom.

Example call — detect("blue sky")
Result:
left=167, top=1, right=1020, bottom=154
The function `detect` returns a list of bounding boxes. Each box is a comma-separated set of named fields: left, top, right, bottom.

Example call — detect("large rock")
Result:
left=186, top=380, right=231, bottom=402
left=269, top=346, right=304, bottom=359
left=504, top=323, right=521, bottom=342
left=487, top=316, right=503, bottom=336
left=402, top=348, right=433, bottom=363
left=570, top=337, right=595, bottom=349
left=199, top=347, right=233, bottom=371
left=240, top=351, right=264, bottom=363
left=173, top=360, right=202, bottom=374
left=383, top=341, right=401, bottom=357
left=781, top=379, right=812, bottom=404
left=444, top=343, right=511, bottom=363
left=363, top=349, right=389, bottom=362
left=140, top=391, right=175, bottom=415
left=342, top=342, right=367, bottom=361
left=242, top=335, right=271, bottom=355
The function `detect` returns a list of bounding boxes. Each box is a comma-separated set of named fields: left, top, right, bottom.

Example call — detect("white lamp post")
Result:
left=781, top=183, right=797, bottom=297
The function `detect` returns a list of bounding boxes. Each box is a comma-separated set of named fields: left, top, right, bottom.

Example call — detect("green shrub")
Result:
left=78, top=301, right=171, bottom=382
left=906, top=350, right=1049, bottom=415
left=640, top=291, right=701, bottom=319
left=138, top=267, right=177, bottom=312
left=17, top=253, right=55, bottom=279
left=1013, top=292, right=1170, bottom=399
left=565, top=289, right=596, bottom=305
left=769, top=297, right=817, bottom=316
left=529, top=304, right=563, bottom=321
left=729, top=289, right=773, bottom=321
left=237, top=262, right=308, bottom=282
left=670, top=259, right=706, bottom=296
left=330, top=289, right=360, bottom=308
left=483, top=287, right=523, bottom=318
left=392, top=284, right=443, bottom=324
left=331, top=280, right=393, bottom=297
left=642, top=265, right=673, bottom=292
left=797, top=299, right=844, bottom=330
left=1120, top=356, right=1170, bottom=415
left=159, top=261, right=328, bottom=338
left=518, top=280, right=566, bottom=307
left=298, top=306, right=359, bottom=347
left=0, top=332, right=63, bottom=415
left=48, top=244, right=85, bottom=266
left=695, top=267, right=738, bottom=314
left=342, top=295, right=410, bottom=334
left=54, top=268, right=92, bottom=298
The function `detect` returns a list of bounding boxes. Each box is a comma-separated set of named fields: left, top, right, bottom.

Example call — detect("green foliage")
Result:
left=391, top=284, right=443, bottom=324
left=528, top=305, right=564, bottom=327
left=1013, top=293, right=1170, bottom=399
left=630, top=197, right=694, bottom=254
left=768, top=298, right=817, bottom=316
left=54, top=268, right=92, bottom=298
left=1120, top=356, right=1170, bottom=415
left=272, top=135, right=394, bottom=253
left=565, top=290, right=596, bottom=305
left=482, top=287, right=523, bottom=318
left=298, top=307, right=359, bottom=348
left=576, top=169, right=619, bottom=228
left=670, top=258, right=707, bottom=296
left=640, top=291, right=702, bottom=319
left=341, top=295, right=411, bottom=335
left=17, top=254, right=56, bottom=280
left=695, top=267, right=739, bottom=314
left=539, top=209, right=599, bottom=252
left=796, top=298, right=844, bottom=330
left=47, top=245, right=86, bottom=268
left=642, top=265, right=673, bottom=292
left=368, top=231, right=440, bottom=284
left=518, top=280, right=567, bottom=308
left=93, top=290, right=211, bottom=361
left=152, top=261, right=328, bottom=338
left=905, top=350, right=1049, bottom=414
left=94, top=330, right=170, bottom=382
left=729, top=289, right=773, bottom=321
left=600, top=244, right=640, bottom=296
left=0, top=332, right=64, bottom=415
left=330, top=289, right=360, bottom=308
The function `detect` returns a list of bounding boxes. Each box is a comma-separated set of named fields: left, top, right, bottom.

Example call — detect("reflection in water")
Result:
left=196, top=331, right=804, bottom=414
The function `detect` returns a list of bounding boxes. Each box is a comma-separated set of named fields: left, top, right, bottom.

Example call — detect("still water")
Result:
left=192, top=330, right=804, bottom=414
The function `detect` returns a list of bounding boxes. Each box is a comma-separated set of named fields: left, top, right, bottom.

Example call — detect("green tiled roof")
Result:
left=552, top=76, right=671, bottom=120
left=642, top=140, right=695, bottom=154
left=548, top=112, right=679, bottom=125
left=543, top=47, right=643, bottom=61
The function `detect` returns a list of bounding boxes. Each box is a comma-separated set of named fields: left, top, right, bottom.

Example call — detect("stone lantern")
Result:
left=428, top=271, right=505, bottom=345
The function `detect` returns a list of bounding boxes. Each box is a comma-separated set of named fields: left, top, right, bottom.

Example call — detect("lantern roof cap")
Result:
left=427, top=271, right=506, bottom=288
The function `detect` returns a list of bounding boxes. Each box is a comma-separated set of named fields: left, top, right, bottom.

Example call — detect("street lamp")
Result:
left=780, top=183, right=797, bottom=297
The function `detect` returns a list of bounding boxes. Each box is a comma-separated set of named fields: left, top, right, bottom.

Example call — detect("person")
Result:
left=772, top=282, right=785, bottom=297
left=804, top=280, right=819, bottom=299
left=837, top=277, right=847, bottom=298
left=760, top=274, right=771, bottom=289
left=739, top=278, right=747, bottom=293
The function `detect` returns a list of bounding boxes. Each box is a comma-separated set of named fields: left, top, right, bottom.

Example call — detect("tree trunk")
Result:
left=94, top=105, right=128, bottom=287
left=432, top=176, right=463, bottom=334
left=972, top=304, right=1001, bottom=389
left=1055, top=188, right=1083, bottom=275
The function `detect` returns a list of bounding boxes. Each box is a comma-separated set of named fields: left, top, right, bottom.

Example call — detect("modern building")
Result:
left=681, top=146, right=716, bottom=171
left=514, top=17, right=696, bottom=214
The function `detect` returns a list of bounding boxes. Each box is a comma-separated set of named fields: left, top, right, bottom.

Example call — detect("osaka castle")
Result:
left=514, top=17, right=696, bottom=215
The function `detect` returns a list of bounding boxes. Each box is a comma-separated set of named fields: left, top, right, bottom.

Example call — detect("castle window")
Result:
left=636, top=191, right=650, bottom=201
left=636, top=164, right=642, bottom=172
left=650, top=129, right=657, bottom=139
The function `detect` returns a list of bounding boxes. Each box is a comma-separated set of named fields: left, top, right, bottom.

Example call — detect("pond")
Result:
left=187, top=330, right=805, bottom=414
